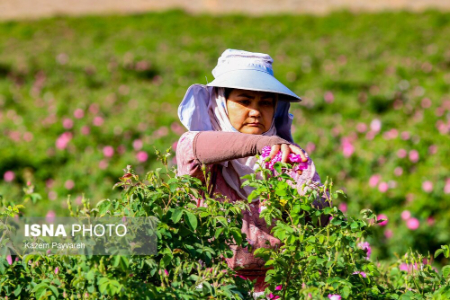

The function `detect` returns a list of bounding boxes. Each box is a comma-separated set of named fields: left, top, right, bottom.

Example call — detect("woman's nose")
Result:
left=248, top=107, right=261, bottom=117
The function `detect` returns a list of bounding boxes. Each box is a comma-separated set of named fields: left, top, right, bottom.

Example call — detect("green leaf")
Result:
left=171, top=208, right=183, bottom=223
left=184, top=211, right=198, bottom=231
left=265, top=260, right=275, bottom=266
left=48, top=285, right=59, bottom=297
left=231, top=228, right=242, bottom=245
left=341, top=286, right=350, bottom=298
left=300, top=204, right=311, bottom=211
left=98, top=278, right=122, bottom=296
left=443, top=265, right=450, bottom=279
left=274, top=162, right=282, bottom=174
left=216, top=216, right=228, bottom=226
left=444, top=245, right=450, bottom=258
left=113, top=256, right=129, bottom=271
left=435, top=249, right=444, bottom=259
left=14, top=284, right=22, bottom=296
left=331, top=218, right=342, bottom=226
left=96, top=199, right=111, bottom=216
left=169, top=183, right=178, bottom=192
left=214, top=227, right=225, bottom=239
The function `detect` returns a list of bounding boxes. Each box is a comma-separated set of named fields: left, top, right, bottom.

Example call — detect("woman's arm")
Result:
left=194, top=131, right=290, bottom=164
left=176, top=131, right=290, bottom=180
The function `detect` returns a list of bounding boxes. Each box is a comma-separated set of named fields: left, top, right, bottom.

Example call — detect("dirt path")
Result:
left=1, top=0, right=449, bottom=21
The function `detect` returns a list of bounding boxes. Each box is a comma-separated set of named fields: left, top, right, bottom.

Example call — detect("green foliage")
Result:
left=244, top=163, right=450, bottom=299
left=1, top=153, right=450, bottom=298
left=0, top=154, right=253, bottom=299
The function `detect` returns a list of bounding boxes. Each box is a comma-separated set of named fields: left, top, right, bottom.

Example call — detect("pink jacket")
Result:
left=176, top=131, right=323, bottom=277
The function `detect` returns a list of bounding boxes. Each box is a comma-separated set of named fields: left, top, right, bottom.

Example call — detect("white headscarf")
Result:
left=207, top=87, right=277, bottom=200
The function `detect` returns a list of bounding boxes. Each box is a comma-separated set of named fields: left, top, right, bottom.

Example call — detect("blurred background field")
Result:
left=1, top=10, right=449, bottom=264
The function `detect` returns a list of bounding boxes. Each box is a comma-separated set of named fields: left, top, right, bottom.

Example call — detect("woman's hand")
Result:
left=269, top=144, right=308, bottom=174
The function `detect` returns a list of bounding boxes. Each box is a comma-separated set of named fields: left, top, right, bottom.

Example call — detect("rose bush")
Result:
left=1, top=152, right=450, bottom=299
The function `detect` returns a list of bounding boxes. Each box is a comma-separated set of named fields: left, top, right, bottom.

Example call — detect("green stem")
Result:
left=281, top=237, right=300, bottom=300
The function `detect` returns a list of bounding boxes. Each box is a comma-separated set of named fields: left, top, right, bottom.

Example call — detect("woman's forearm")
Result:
left=193, top=131, right=289, bottom=164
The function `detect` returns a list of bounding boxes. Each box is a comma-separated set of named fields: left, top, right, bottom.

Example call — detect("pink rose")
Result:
left=46, top=210, right=56, bottom=223
left=358, top=241, right=371, bottom=259
left=378, top=182, right=388, bottom=193
left=369, top=174, right=380, bottom=187
left=103, top=146, right=114, bottom=158
left=74, top=108, right=84, bottom=119
left=384, top=229, right=393, bottom=239
left=352, top=271, right=367, bottom=278
left=406, top=218, right=420, bottom=230
left=409, top=150, right=419, bottom=163
left=136, top=151, right=148, bottom=162
left=377, top=214, right=388, bottom=226
left=3, top=171, right=15, bottom=182
left=401, top=210, right=411, bottom=220
left=338, top=202, right=348, bottom=213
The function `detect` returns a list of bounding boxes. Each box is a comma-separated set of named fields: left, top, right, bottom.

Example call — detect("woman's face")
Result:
left=226, top=89, right=276, bottom=135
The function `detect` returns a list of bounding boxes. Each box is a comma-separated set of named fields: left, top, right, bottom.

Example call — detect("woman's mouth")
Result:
left=246, top=123, right=262, bottom=127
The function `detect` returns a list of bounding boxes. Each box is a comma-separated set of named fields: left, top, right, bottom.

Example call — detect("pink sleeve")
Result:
left=176, top=131, right=205, bottom=180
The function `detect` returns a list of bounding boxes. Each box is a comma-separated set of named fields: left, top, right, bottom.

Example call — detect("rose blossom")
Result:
left=46, top=210, right=56, bottom=223
left=397, top=149, right=407, bottom=158
left=358, top=241, right=371, bottom=259
left=74, top=108, right=84, bottom=119
left=407, top=218, right=420, bottom=230
left=369, top=174, right=381, bottom=187
left=409, top=150, right=419, bottom=163
left=356, top=123, right=367, bottom=133
left=3, top=171, right=15, bottom=182
left=65, top=180, right=75, bottom=190
left=394, top=167, right=403, bottom=176
left=93, top=116, right=104, bottom=126
left=377, top=214, right=388, bottom=226
left=445, top=179, right=450, bottom=194
left=103, top=146, right=114, bottom=158
left=400, top=263, right=418, bottom=273
left=261, top=146, right=308, bottom=171
left=378, top=182, right=388, bottom=193
left=136, top=151, right=149, bottom=162
left=56, top=132, right=72, bottom=150
left=401, top=210, right=411, bottom=220
left=133, top=139, right=143, bottom=150
left=384, top=229, right=393, bottom=239
left=338, top=202, right=347, bottom=213
left=352, top=271, right=367, bottom=278
left=324, top=91, right=334, bottom=103
left=370, top=119, right=381, bottom=132
left=62, top=118, right=73, bottom=129
left=422, top=181, right=433, bottom=193
left=342, top=138, right=354, bottom=157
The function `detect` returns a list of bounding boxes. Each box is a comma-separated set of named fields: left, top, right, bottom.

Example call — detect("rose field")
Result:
left=1, top=10, right=450, bottom=299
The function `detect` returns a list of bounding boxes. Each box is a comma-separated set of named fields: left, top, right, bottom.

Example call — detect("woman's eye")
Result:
left=261, top=100, right=273, bottom=106
left=239, top=100, right=251, bottom=106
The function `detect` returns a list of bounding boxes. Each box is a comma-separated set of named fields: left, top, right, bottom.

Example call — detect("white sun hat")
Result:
left=207, top=49, right=301, bottom=102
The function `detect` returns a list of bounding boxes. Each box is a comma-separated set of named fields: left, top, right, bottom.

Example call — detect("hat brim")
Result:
left=207, top=69, right=301, bottom=102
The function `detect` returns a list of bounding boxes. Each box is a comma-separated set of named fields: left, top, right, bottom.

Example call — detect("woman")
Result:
left=176, top=49, right=324, bottom=297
